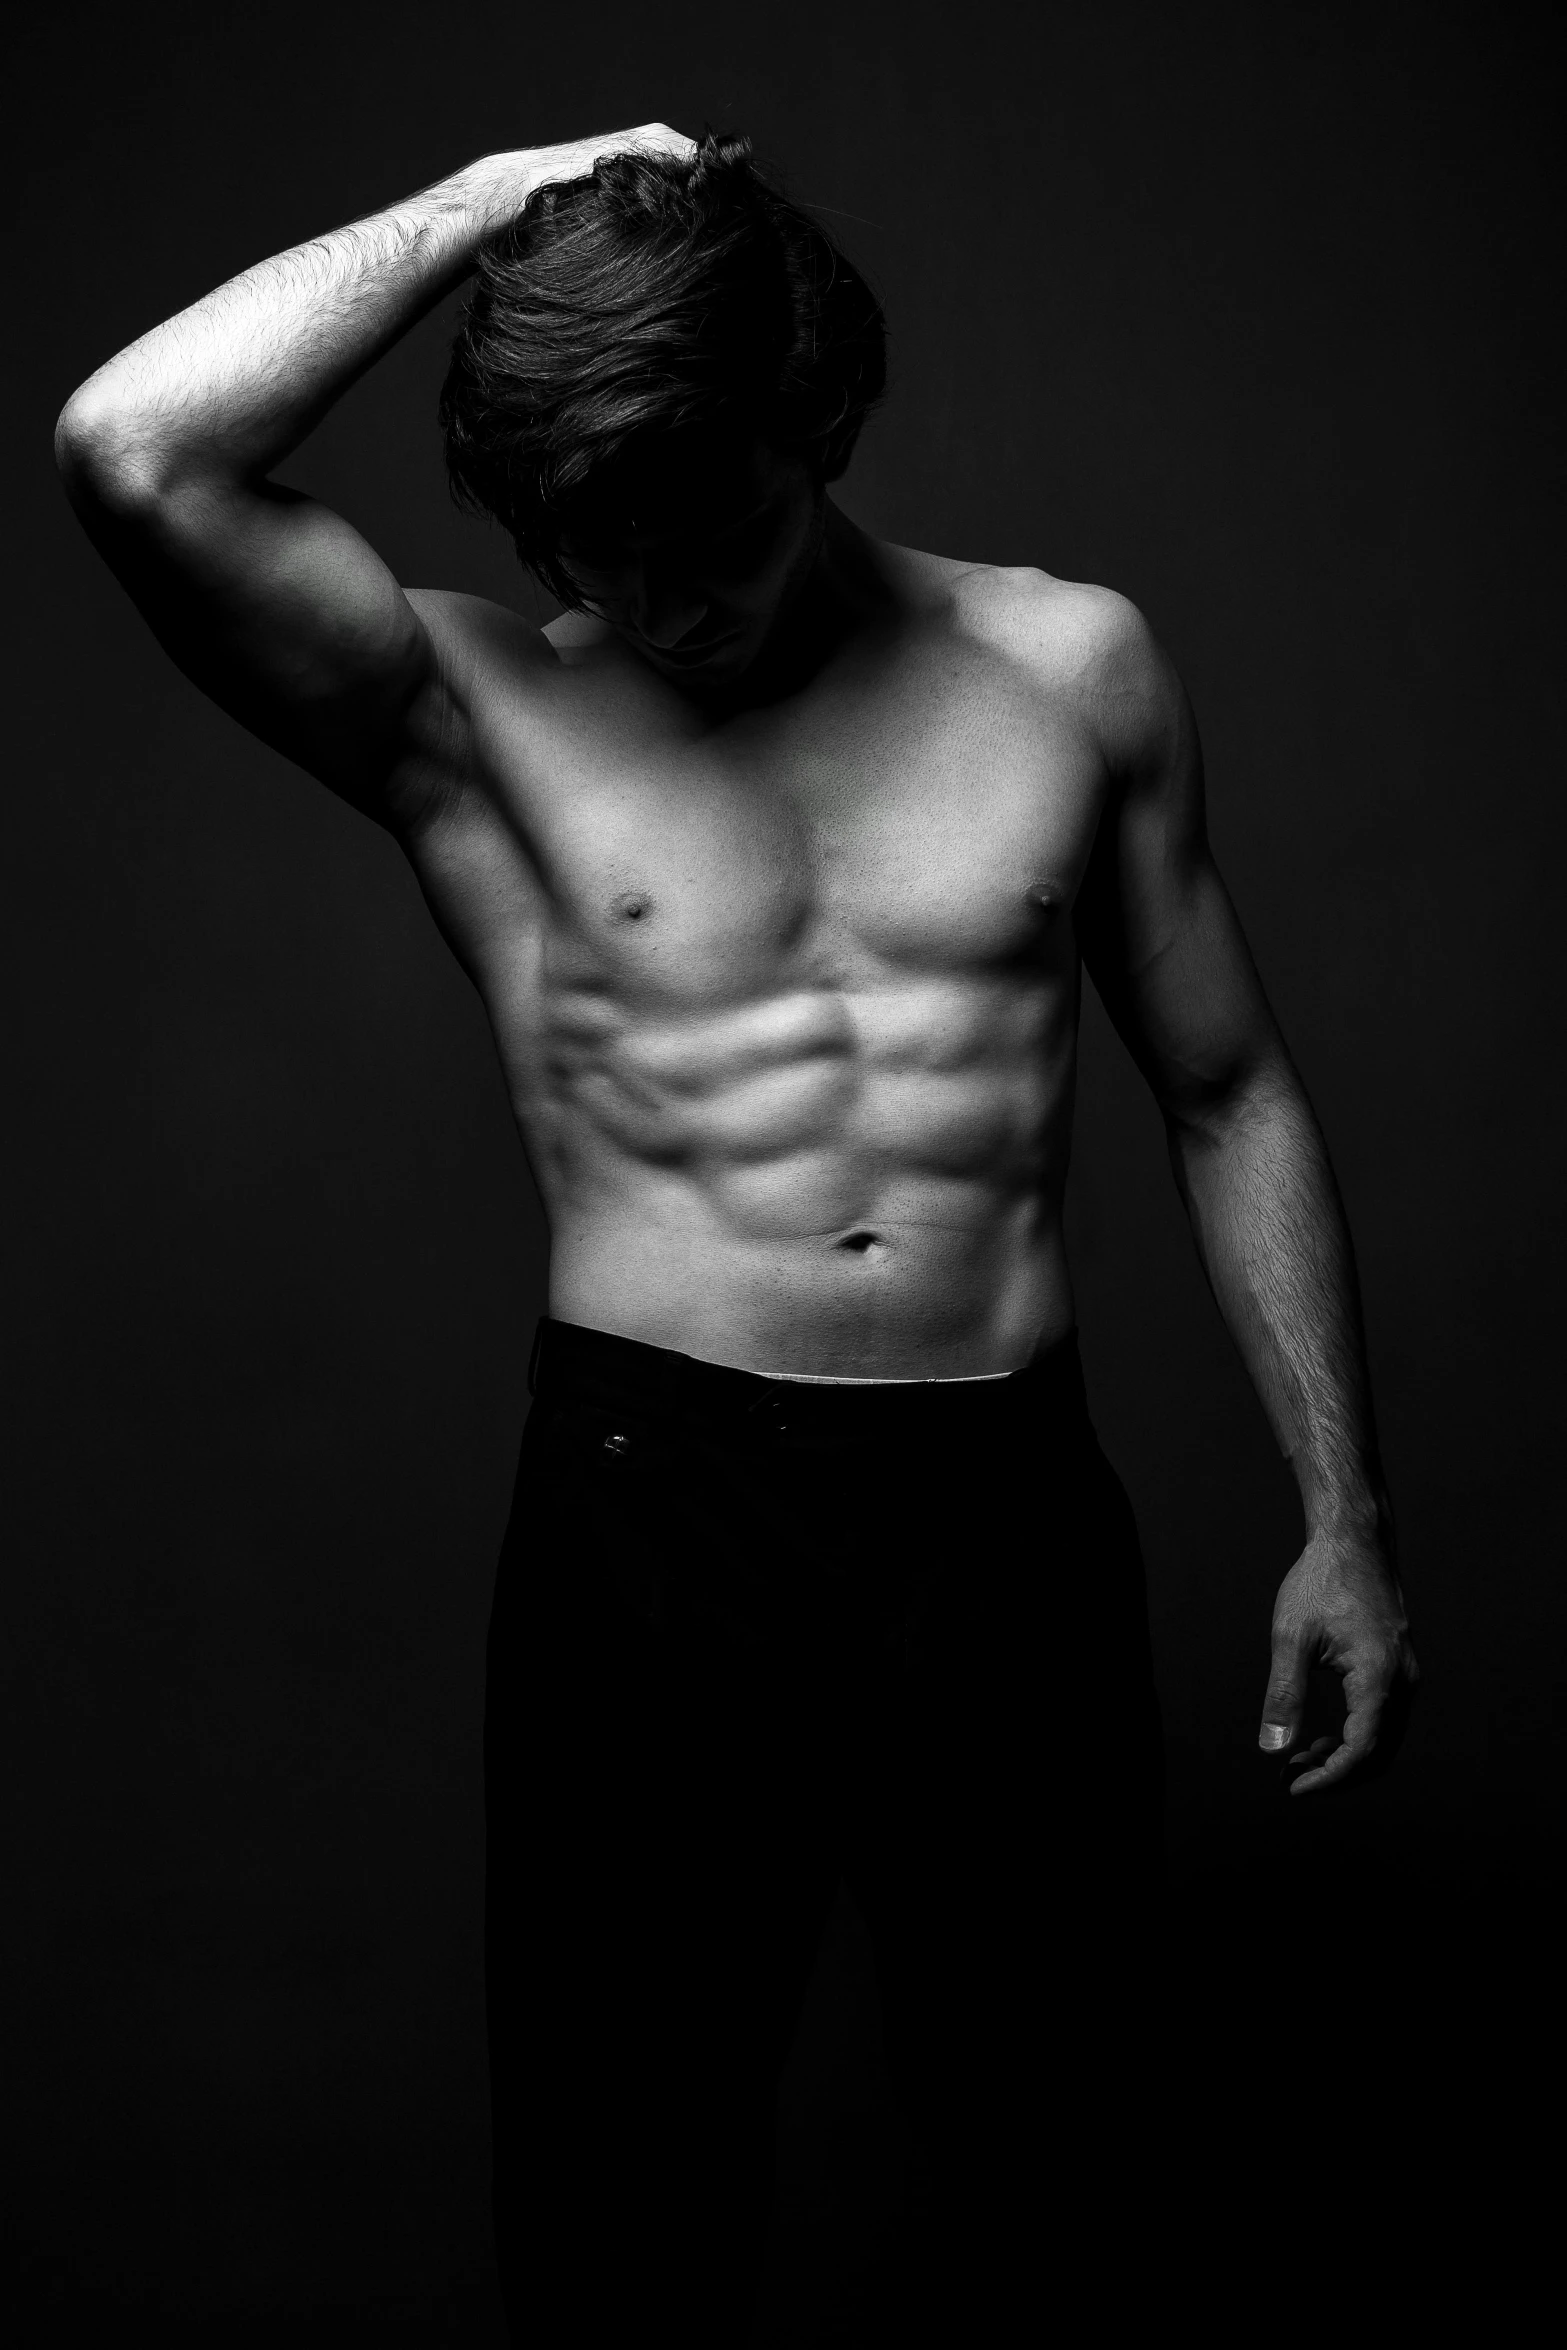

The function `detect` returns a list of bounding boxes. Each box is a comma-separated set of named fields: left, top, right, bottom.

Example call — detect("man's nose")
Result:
left=631, top=567, right=709, bottom=648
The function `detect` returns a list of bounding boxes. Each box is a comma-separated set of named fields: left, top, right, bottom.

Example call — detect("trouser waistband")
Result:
left=527, top=1315, right=1089, bottom=1440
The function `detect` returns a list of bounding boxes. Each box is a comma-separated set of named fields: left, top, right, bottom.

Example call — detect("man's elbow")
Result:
left=1159, top=1042, right=1298, bottom=1143
left=54, top=383, right=174, bottom=520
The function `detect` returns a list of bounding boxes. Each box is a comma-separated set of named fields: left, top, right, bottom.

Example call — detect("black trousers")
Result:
left=484, top=1318, right=1164, bottom=2345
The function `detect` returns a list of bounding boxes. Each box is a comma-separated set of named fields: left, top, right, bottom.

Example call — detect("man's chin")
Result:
left=637, top=629, right=756, bottom=682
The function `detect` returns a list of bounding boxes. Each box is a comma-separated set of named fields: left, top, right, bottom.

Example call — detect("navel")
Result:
left=837, top=1230, right=881, bottom=1254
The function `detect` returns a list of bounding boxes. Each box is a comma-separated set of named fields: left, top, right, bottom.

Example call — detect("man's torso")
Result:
left=397, top=543, right=1126, bottom=1377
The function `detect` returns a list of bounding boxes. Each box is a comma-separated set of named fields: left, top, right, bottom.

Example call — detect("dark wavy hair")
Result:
left=439, top=133, right=887, bottom=604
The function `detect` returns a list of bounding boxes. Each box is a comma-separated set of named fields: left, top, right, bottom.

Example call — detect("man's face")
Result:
left=556, top=437, right=824, bottom=687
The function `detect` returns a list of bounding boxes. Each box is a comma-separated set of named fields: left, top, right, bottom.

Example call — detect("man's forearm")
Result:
left=1167, top=1063, right=1390, bottom=1540
left=56, top=148, right=557, bottom=498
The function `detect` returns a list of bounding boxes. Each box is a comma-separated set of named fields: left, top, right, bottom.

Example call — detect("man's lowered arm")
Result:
left=1073, top=599, right=1418, bottom=1793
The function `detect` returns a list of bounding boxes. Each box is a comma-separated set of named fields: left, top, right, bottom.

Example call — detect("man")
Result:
left=58, top=125, right=1416, bottom=2342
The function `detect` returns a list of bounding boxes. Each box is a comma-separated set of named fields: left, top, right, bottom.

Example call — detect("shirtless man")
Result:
left=58, top=126, right=1417, bottom=2343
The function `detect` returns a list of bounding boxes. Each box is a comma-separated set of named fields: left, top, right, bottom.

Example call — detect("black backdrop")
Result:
left=8, top=0, right=1562, bottom=2335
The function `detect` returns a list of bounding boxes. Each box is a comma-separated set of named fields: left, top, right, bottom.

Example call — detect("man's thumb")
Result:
left=1259, top=1631, right=1310, bottom=1753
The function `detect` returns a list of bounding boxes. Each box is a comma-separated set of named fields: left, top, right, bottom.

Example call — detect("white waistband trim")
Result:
left=753, top=1368, right=1014, bottom=1386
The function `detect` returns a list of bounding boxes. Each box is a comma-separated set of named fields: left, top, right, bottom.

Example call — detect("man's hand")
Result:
left=1259, top=1528, right=1419, bottom=1794
left=530, top=123, right=697, bottom=185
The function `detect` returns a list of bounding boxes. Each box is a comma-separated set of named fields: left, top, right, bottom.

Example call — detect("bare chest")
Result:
left=472, top=640, right=1108, bottom=1011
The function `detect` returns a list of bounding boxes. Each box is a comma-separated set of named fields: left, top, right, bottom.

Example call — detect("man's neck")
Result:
left=704, top=501, right=896, bottom=712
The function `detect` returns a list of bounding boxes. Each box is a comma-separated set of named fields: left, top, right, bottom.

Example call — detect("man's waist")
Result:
left=544, top=1207, right=1071, bottom=1379
left=527, top=1313, right=1090, bottom=1450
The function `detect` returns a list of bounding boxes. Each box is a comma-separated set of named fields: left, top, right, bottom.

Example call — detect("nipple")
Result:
left=1026, top=880, right=1061, bottom=914
left=612, top=891, right=653, bottom=922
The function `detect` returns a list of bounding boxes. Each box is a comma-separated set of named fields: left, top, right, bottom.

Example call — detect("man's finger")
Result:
left=1258, top=1628, right=1311, bottom=1753
left=1286, top=1677, right=1387, bottom=1796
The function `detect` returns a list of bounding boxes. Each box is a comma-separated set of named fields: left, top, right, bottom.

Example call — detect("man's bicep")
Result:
left=76, top=474, right=443, bottom=817
left=1076, top=671, right=1281, bottom=1122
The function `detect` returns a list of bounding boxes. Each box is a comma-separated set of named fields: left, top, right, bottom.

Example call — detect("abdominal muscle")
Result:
left=523, top=974, right=1079, bottom=1380
left=548, top=1208, right=1075, bottom=1379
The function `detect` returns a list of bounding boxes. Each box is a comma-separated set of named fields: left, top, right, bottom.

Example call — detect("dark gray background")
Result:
left=8, top=0, right=1561, bottom=2334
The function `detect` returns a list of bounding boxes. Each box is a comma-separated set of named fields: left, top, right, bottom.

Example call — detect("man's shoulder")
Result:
left=376, top=588, right=564, bottom=831
left=917, top=560, right=1187, bottom=779
left=938, top=561, right=1164, bottom=692
left=405, top=587, right=558, bottom=693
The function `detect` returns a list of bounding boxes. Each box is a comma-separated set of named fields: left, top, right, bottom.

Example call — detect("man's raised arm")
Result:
left=1072, top=596, right=1419, bottom=1795
left=54, top=127, right=691, bottom=820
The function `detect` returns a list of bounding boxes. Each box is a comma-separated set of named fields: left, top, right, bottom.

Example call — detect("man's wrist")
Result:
left=384, top=152, right=548, bottom=278
left=439, top=145, right=592, bottom=241
left=1303, top=1481, right=1394, bottom=1550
